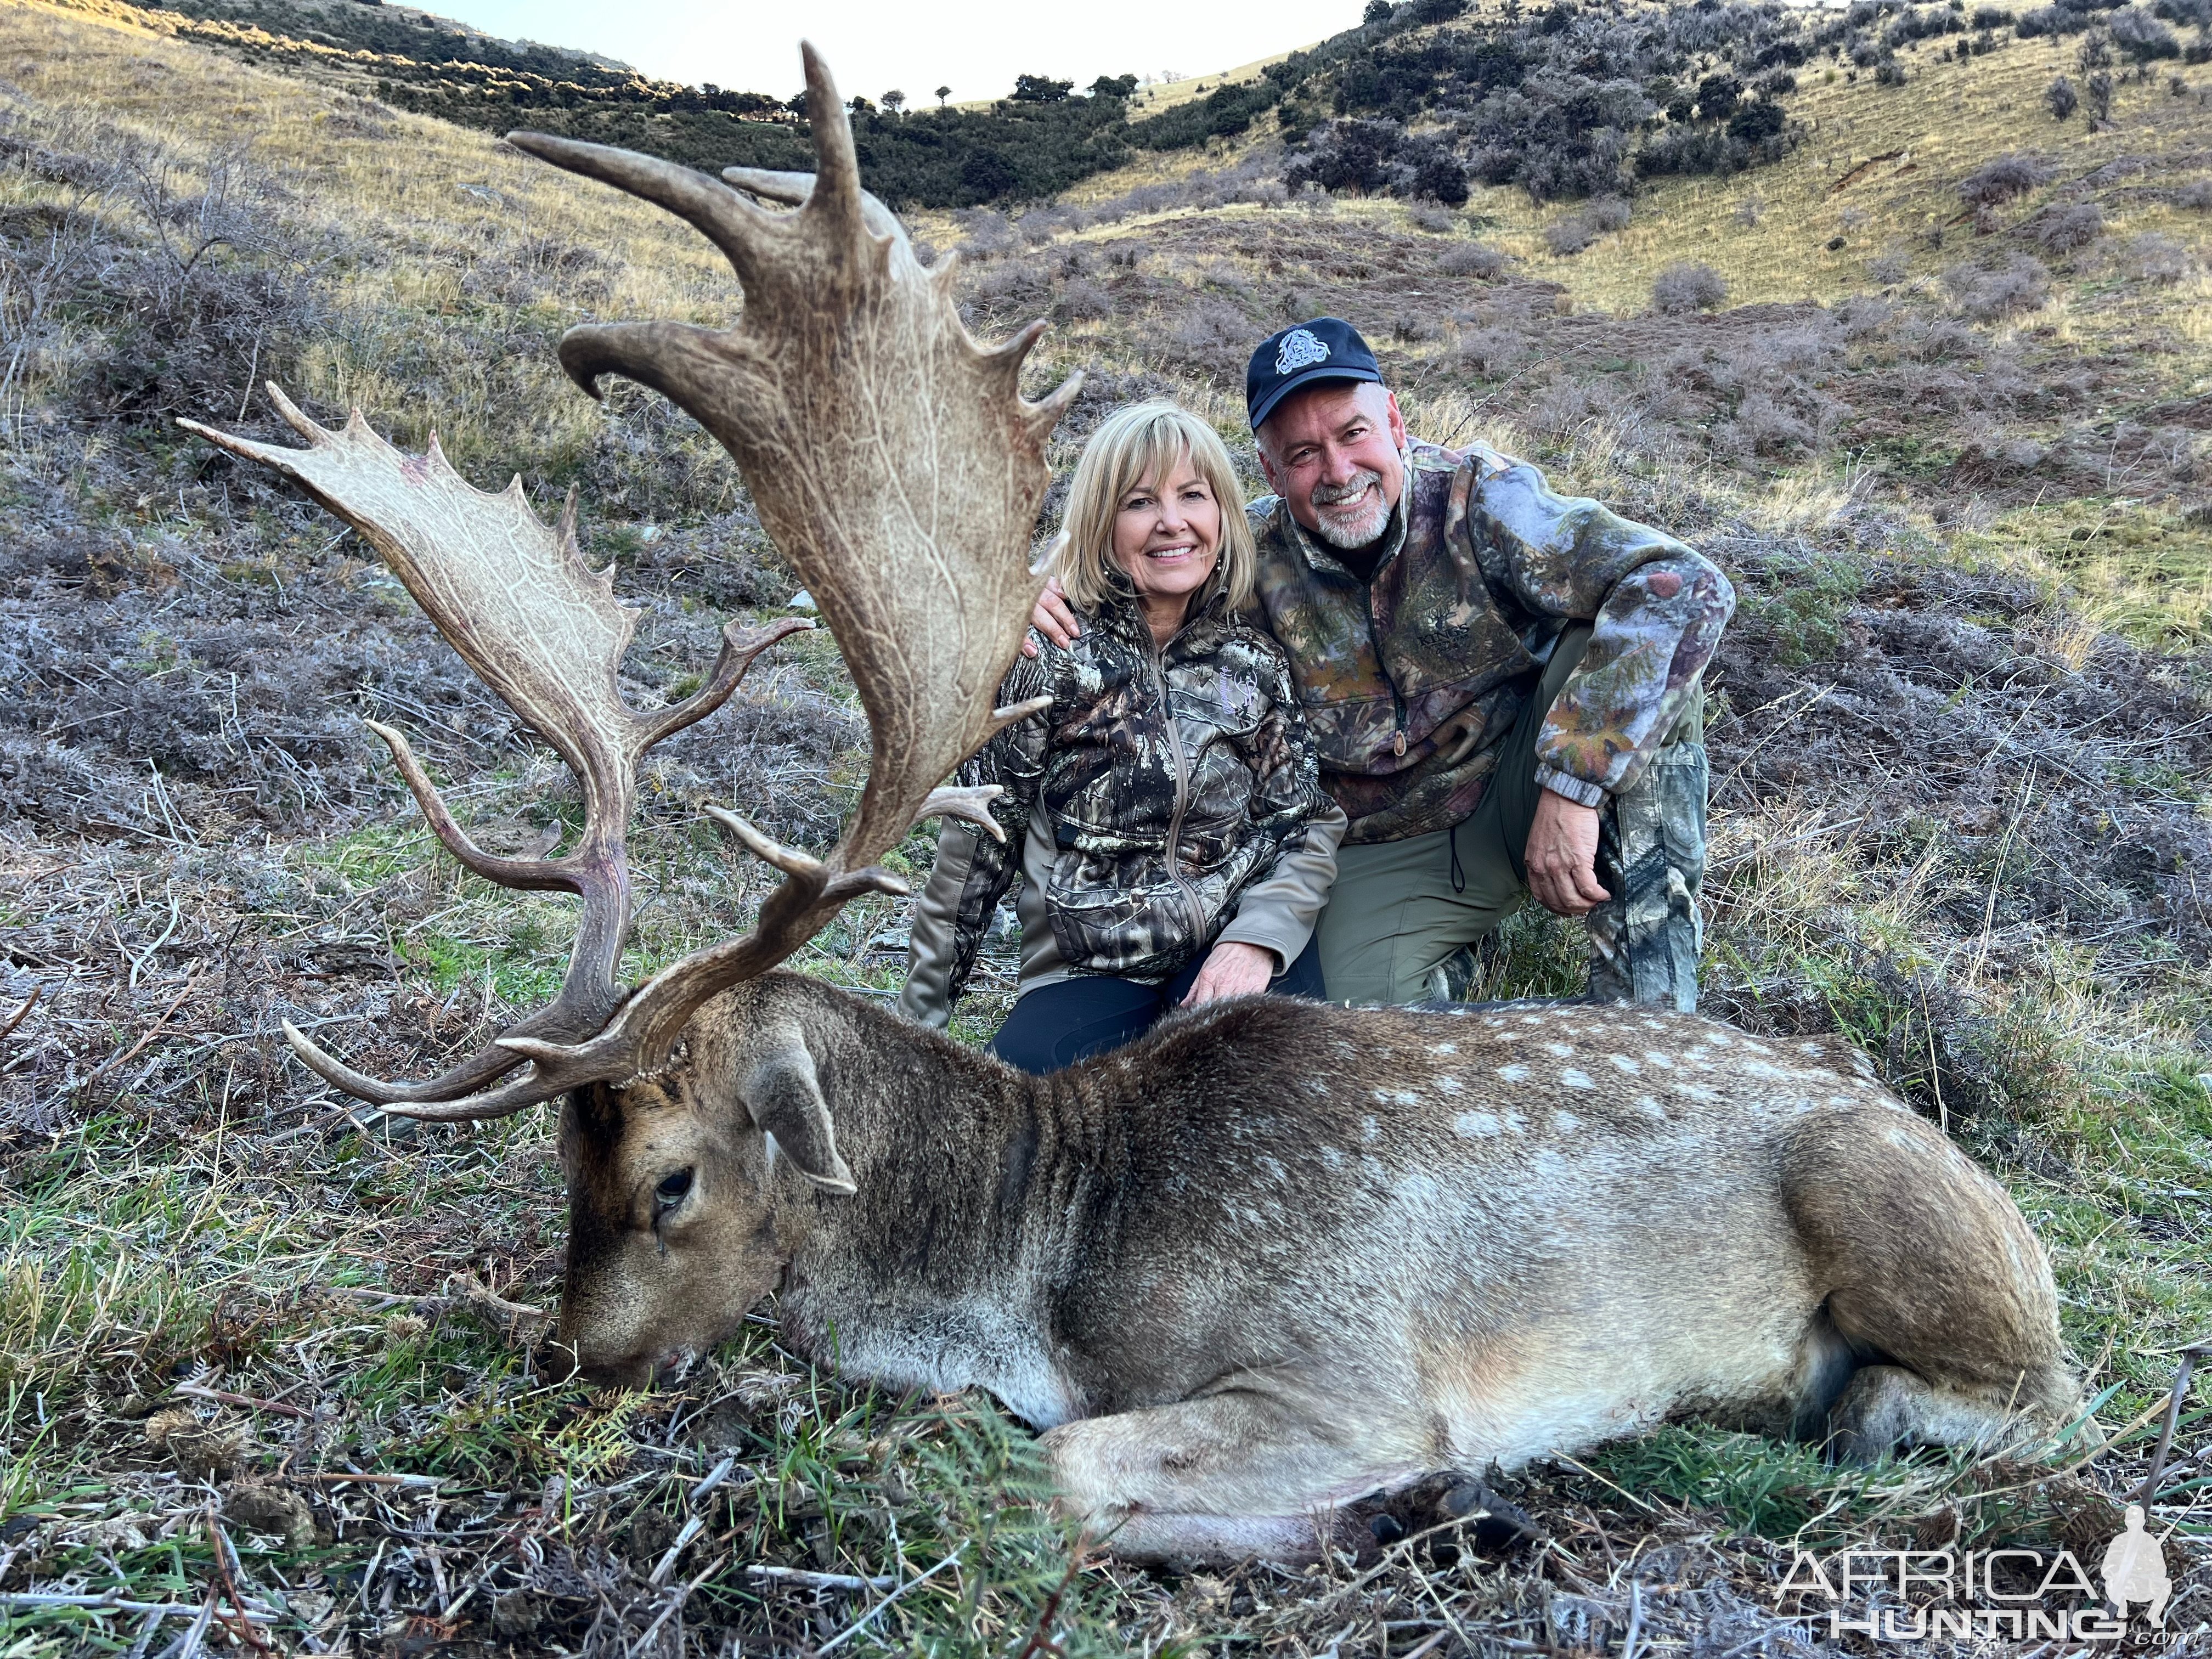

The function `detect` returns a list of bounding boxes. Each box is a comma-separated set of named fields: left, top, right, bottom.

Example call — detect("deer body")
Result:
left=560, top=973, right=2074, bottom=1563
left=183, top=48, right=2075, bottom=1567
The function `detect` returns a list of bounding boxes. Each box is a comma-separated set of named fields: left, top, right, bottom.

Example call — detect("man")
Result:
left=1031, top=317, right=1733, bottom=1009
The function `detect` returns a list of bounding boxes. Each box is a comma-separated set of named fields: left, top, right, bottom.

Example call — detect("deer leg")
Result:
left=1824, top=1363, right=2041, bottom=1462
left=1041, top=1389, right=1426, bottom=1566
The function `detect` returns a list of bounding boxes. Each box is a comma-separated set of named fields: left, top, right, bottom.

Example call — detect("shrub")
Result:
left=1054, top=279, right=1115, bottom=320
left=1652, top=261, right=1729, bottom=312
left=2109, top=5, right=2182, bottom=54
left=1437, top=241, right=1511, bottom=278
left=2025, top=201, right=2104, bottom=252
left=2045, top=73, right=2081, bottom=115
left=1455, top=326, right=1523, bottom=373
left=2128, top=231, right=2192, bottom=281
left=1541, top=196, right=1628, bottom=256
left=1728, top=99, right=1789, bottom=140
left=1957, top=151, right=2055, bottom=204
left=1946, top=253, right=2050, bottom=316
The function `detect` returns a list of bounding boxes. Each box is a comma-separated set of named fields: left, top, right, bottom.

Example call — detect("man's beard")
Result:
left=1307, top=467, right=1394, bottom=551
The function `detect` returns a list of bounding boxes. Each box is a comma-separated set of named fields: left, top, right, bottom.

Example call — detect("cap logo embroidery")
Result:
left=1274, top=328, right=1330, bottom=376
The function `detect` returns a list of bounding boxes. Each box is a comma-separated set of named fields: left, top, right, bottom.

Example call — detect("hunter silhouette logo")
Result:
left=2102, top=1505, right=2171, bottom=1628
left=1274, top=328, right=1331, bottom=375
left=1780, top=1514, right=2181, bottom=1643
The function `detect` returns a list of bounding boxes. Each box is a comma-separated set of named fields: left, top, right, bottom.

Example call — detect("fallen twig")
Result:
left=0, top=1593, right=218, bottom=1617
left=176, top=1383, right=312, bottom=1420
left=205, top=1507, right=272, bottom=1654
left=81, top=964, right=202, bottom=1086
left=744, top=1565, right=898, bottom=1592
left=627, top=1550, right=730, bottom=1658
left=1009, top=1545, right=1090, bottom=1659
left=2134, top=1341, right=2211, bottom=1506
left=0, top=984, right=41, bottom=1043
left=817, top=1546, right=965, bottom=1654
left=296, top=1470, right=442, bottom=1488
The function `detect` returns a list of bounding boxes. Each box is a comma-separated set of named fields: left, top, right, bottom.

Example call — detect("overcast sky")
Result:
left=427, top=1, right=1361, bottom=104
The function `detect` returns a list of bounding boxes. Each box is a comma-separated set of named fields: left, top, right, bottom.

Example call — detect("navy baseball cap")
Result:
left=1246, top=317, right=1382, bottom=432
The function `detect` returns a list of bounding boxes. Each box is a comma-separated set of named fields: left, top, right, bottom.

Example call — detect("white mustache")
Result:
left=1311, top=470, right=1383, bottom=509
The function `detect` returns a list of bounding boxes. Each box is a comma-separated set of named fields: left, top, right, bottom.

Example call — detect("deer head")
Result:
left=182, top=46, right=1076, bottom=1362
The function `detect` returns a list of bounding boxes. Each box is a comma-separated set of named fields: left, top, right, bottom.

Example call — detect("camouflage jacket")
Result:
left=898, top=591, right=1344, bottom=1024
left=1250, top=439, right=1735, bottom=843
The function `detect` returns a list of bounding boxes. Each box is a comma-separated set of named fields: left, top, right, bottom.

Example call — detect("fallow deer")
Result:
left=183, top=45, right=2079, bottom=1565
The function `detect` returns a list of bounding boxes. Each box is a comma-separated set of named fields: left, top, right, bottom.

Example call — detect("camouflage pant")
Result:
left=1586, top=693, right=1706, bottom=1011
left=1313, top=627, right=1710, bottom=1010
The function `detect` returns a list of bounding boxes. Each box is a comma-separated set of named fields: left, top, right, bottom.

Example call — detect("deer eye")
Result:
left=655, top=1168, right=695, bottom=1211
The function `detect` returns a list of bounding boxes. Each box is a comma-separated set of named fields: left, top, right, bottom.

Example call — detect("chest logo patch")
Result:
left=1274, top=328, right=1330, bottom=375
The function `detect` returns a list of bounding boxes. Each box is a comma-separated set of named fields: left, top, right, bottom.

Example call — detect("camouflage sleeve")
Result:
left=1217, top=636, right=1346, bottom=971
left=896, top=639, right=1056, bottom=1025
left=1459, top=449, right=1736, bottom=802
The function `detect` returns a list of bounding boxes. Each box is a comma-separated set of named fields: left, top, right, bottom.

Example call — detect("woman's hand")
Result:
left=1182, top=940, right=1278, bottom=1006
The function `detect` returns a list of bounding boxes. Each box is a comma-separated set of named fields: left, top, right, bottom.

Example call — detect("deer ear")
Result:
left=739, top=1037, right=857, bottom=1195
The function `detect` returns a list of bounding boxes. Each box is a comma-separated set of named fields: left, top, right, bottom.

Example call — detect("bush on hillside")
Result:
left=1437, top=240, right=1512, bottom=278
left=1958, top=152, right=2056, bottom=204
left=2024, top=201, right=2104, bottom=252
left=1946, top=253, right=2050, bottom=316
left=1284, top=121, right=1469, bottom=205
left=2045, top=72, right=2082, bottom=115
left=1652, top=262, right=1729, bottom=312
left=1544, top=195, right=1632, bottom=255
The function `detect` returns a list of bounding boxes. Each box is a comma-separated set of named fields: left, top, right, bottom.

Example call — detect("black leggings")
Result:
left=988, top=938, right=1326, bottom=1076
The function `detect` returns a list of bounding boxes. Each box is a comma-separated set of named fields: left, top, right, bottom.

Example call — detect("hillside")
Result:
left=38, top=0, right=1859, bottom=208
left=1, top=0, right=2210, bottom=1652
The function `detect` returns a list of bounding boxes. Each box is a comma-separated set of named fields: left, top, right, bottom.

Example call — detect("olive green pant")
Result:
left=1314, top=628, right=1709, bottom=1008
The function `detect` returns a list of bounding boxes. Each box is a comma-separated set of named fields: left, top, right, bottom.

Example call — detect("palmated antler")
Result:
left=182, top=387, right=809, bottom=1102
left=183, top=42, right=1076, bottom=1118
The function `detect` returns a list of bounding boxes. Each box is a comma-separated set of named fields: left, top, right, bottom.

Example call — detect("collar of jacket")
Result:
left=1273, top=450, right=1416, bottom=580
left=1091, top=583, right=1237, bottom=658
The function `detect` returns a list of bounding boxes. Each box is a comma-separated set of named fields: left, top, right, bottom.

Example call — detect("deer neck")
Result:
left=768, top=977, right=1102, bottom=1425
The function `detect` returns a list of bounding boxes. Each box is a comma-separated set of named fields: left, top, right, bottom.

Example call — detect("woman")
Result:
left=899, top=402, right=1345, bottom=1073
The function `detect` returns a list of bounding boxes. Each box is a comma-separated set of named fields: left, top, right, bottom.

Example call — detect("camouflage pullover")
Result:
left=899, top=590, right=1345, bottom=1026
left=1251, top=438, right=1735, bottom=843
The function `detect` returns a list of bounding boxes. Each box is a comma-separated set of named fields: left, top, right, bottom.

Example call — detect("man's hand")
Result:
left=1525, top=789, right=1610, bottom=917
left=1020, top=576, right=1082, bottom=657
left=1182, top=940, right=1277, bottom=1006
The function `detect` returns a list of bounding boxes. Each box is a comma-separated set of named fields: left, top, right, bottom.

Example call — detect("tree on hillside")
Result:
left=935, top=84, right=952, bottom=107
left=1090, top=74, right=1139, bottom=99
left=1011, top=74, right=1074, bottom=102
left=882, top=89, right=905, bottom=114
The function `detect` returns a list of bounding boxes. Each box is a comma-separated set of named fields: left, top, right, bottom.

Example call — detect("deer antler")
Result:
left=183, top=42, right=1076, bottom=1118
left=180, top=387, right=808, bottom=1102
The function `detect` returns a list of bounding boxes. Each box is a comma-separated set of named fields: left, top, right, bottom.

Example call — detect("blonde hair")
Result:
left=1053, top=403, right=1256, bottom=616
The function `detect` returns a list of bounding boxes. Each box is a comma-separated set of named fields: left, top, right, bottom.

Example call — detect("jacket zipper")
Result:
left=1144, top=632, right=1211, bottom=945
